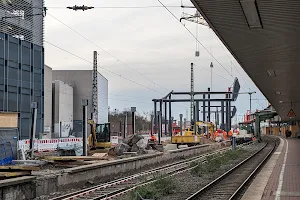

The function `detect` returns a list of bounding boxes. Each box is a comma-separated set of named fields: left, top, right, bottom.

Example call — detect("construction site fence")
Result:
left=18, top=136, right=119, bottom=152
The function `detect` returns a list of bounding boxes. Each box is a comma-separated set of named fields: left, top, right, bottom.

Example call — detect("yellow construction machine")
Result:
left=171, top=121, right=215, bottom=146
left=196, top=121, right=215, bottom=135
left=88, top=120, right=112, bottom=149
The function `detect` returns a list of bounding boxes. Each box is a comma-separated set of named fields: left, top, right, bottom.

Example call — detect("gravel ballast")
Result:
left=159, top=142, right=266, bottom=200
left=121, top=142, right=266, bottom=200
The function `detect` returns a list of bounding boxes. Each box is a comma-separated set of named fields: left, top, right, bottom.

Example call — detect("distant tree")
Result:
left=108, top=108, right=151, bottom=132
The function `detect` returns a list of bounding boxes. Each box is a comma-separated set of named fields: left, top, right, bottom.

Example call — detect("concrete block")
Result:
left=164, top=144, right=178, bottom=151
left=178, top=145, right=189, bottom=149
left=155, top=145, right=164, bottom=152
left=0, top=177, right=36, bottom=200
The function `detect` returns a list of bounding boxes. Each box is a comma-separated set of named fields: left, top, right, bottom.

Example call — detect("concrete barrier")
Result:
left=0, top=142, right=228, bottom=199
left=0, top=176, right=36, bottom=200
left=35, top=144, right=217, bottom=197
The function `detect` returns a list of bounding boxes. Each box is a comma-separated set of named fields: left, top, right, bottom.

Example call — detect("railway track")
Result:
left=50, top=147, right=227, bottom=200
left=50, top=142, right=255, bottom=200
left=185, top=139, right=277, bottom=200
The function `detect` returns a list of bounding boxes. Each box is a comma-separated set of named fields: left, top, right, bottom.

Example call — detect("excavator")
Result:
left=171, top=121, right=215, bottom=146
left=88, top=120, right=112, bottom=149
left=196, top=121, right=215, bottom=136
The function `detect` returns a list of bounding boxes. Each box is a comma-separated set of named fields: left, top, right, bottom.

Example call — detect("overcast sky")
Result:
left=44, top=0, right=267, bottom=123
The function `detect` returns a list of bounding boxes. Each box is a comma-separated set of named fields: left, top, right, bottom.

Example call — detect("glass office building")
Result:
left=0, top=0, right=44, bottom=138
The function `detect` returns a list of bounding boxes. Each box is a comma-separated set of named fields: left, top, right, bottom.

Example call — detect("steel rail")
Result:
left=185, top=142, right=275, bottom=200
left=52, top=141, right=254, bottom=200
left=51, top=146, right=233, bottom=200
left=228, top=140, right=277, bottom=199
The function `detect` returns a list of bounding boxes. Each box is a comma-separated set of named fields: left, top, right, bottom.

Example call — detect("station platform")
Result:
left=242, top=137, right=300, bottom=200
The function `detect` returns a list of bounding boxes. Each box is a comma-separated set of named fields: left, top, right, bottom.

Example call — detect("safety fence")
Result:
left=18, top=138, right=82, bottom=152
left=18, top=137, right=119, bottom=152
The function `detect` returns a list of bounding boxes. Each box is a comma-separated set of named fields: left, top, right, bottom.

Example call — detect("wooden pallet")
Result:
left=0, top=165, right=40, bottom=179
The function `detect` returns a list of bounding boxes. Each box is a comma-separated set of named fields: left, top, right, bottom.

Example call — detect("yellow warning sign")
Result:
left=287, top=109, right=296, bottom=117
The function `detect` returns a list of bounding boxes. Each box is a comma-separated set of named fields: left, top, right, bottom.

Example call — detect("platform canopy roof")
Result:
left=191, top=0, right=300, bottom=121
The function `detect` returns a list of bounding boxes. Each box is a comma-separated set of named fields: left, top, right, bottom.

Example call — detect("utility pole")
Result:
left=190, top=63, right=194, bottom=122
left=180, top=114, right=183, bottom=136
left=210, top=62, right=213, bottom=91
left=30, top=102, right=38, bottom=158
left=81, top=99, right=88, bottom=156
left=186, top=109, right=188, bottom=122
left=92, top=51, right=98, bottom=123
left=150, top=114, right=154, bottom=135
left=157, top=111, right=162, bottom=144
left=131, top=107, right=136, bottom=135
left=124, top=112, right=128, bottom=138
left=238, top=91, right=256, bottom=113
left=250, top=93, right=253, bottom=112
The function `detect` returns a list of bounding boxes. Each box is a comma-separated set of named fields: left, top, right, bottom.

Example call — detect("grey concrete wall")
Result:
left=0, top=176, right=36, bottom=200
left=52, top=70, right=93, bottom=122
left=44, top=65, right=52, bottom=133
left=52, top=80, right=73, bottom=137
left=97, top=73, right=108, bottom=124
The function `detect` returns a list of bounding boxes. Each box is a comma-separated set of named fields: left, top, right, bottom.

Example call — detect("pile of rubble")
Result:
left=108, top=134, right=156, bottom=156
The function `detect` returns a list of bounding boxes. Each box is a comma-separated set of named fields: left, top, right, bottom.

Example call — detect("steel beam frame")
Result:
left=152, top=90, right=237, bottom=140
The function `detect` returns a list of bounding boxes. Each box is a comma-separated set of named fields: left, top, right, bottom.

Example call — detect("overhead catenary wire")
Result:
left=47, top=12, right=170, bottom=92
left=157, top=1, right=248, bottom=89
left=42, top=42, right=187, bottom=110
left=48, top=4, right=240, bottom=98
left=193, top=63, right=232, bottom=82
left=7, top=4, right=185, bottom=10
left=157, top=0, right=265, bottom=110
left=157, top=0, right=234, bottom=79
left=44, top=40, right=164, bottom=95
left=214, top=35, right=251, bottom=90
left=213, top=35, right=265, bottom=109
left=45, top=41, right=190, bottom=111
left=56, top=90, right=189, bottom=110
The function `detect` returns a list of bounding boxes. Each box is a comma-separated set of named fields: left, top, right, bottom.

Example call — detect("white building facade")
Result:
left=52, top=80, right=74, bottom=137
left=42, top=68, right=109, bottom=137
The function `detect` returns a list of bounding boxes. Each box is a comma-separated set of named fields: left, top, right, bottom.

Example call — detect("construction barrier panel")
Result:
left=18, top=136, right=119, bottom=152
left=18, top=138, right=83, bottom=152
left=111, top=136, right=119, bottom=146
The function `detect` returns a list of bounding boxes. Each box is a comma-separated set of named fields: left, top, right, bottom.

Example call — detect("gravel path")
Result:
left=152, top=142, right=266, bottom=200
